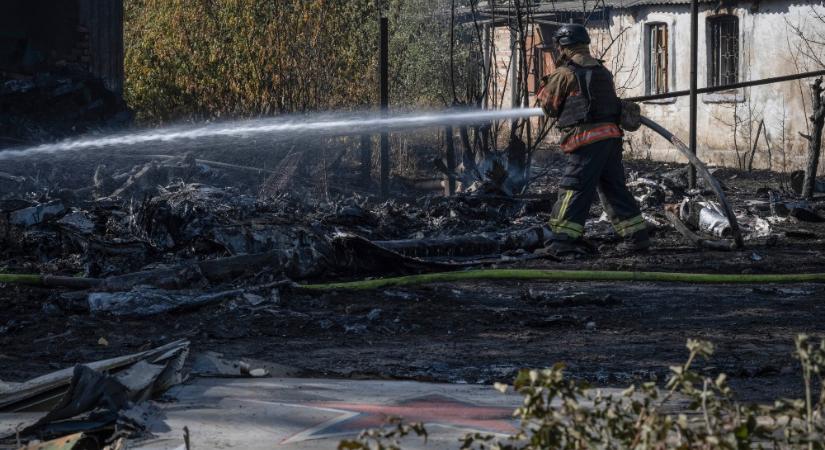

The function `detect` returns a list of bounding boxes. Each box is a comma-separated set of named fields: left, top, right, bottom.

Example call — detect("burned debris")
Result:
left=1, top=340, right=188, bottom=449
left=3, top=80, right=825, bottom=450
left=3, top=0, right=825, bottom=448
left=6, top=157, right=824, bottom=449
left=2, top=140, right=825, bottom=301
left=0, top=153, right=560, bottom=291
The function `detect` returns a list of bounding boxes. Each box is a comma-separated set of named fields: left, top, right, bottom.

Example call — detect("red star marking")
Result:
left=281, top=393, right=518, bottom=443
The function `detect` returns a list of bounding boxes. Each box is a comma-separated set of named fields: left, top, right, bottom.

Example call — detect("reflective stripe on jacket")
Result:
left=560, top=124, right=622, bottom=152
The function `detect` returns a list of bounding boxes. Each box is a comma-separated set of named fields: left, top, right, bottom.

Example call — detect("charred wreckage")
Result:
left=4, top=18, right=825, bottom=450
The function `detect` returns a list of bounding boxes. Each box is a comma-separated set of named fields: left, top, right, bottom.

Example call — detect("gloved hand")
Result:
left=619, top=100, right=642, bottom=131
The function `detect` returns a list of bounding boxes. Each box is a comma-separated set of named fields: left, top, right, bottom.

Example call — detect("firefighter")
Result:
left=536, top=23, right=649, bottom=257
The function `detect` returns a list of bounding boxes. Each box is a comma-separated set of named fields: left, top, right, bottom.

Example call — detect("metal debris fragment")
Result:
left=88, top=288, right=244, bottom=317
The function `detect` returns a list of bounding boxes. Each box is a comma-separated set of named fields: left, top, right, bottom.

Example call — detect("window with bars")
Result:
left=708, top=15, right=739, bottom=87
left=647, top=23, right=668, bottom=94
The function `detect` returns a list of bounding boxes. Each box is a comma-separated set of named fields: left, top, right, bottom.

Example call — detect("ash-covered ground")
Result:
left=2, top=143, right=825, bottom=403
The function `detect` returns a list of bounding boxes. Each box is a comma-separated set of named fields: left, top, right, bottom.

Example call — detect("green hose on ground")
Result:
left=3, top=269, right=825, bottom=292
left=299, top=269, right=825, bottom=291
left=0, top=273, right=43, bottom=284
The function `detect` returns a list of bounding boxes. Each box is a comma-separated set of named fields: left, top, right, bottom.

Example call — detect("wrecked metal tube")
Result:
left=375, top=235, right=501, bottom=258
left=679, top=199, right=731, bottom=238
left=640, top=116, right=744, bottom=248
left=698, top=204, right=731, bottom=238
left=664, top=210, right=737, bottom=250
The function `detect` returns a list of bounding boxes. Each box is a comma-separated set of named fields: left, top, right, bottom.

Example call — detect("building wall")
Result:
left=0, top=0, right=81, bottom=72
left=491, top=27, right=516, bottom=110
left=79, top=0, right=124, bottom=95
left=486, top=1, right=825, bottom=172
left=488, top=24, right=555, bottom=144
left=0, top=0, right=123, bottom=95
left=599, top=1, right=824, bottom=172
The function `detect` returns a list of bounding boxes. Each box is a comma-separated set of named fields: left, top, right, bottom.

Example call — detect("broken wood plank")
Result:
left=0, top=340, right=189, bottom=413
left=373, top=226, right=549, bottom=259
left=0, top=274, right=100, bottom=290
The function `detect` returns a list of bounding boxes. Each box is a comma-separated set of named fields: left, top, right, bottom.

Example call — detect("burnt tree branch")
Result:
left=802, top=77, right=825, bottom=199
left=445, top=126, right=457, bottom=195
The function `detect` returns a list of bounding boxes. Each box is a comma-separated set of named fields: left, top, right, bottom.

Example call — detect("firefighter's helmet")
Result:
left=553, top=24, right=590, bottom=47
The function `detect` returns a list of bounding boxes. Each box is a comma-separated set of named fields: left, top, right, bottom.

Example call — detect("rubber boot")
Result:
left=546, top=234, right=592, bottom=258
left=615, top=229, right=651, bottom=253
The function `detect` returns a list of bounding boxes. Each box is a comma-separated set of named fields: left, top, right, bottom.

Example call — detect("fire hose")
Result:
left=2, top=270, right=825, bottom=291
left=299, top=269, right=825, bottom=291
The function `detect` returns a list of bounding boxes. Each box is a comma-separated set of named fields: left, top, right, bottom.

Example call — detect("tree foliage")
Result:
left=386, top=0, right=476, bottom=108
left=123, top=0, right=476, bottom=123
left=124, top=0, right=379, bottom=122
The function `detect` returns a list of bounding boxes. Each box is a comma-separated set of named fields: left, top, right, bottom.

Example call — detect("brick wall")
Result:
left=0, top=0, right=123, bottom=95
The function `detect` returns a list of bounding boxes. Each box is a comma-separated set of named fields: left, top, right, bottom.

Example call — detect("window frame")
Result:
left=707, top=14, right=740, bottom=88
left=640, top=15, right=676, bottom=104
left=646, top=22, right=669, bottom=95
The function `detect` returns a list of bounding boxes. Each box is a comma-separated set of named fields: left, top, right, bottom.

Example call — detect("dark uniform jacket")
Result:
left=537, top=45, right=623, bottom=153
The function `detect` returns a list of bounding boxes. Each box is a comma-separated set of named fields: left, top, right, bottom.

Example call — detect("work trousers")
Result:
left=549, top=138, right=646, bottom=240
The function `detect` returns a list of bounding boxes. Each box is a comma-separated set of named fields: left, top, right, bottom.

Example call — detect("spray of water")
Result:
left=0, top=107, right=544, bottom=160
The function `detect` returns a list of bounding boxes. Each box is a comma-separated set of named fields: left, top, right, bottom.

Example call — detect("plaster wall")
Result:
left=600, top=1, right=825, bottom=172
left=487, top=1, right=825, bottom=172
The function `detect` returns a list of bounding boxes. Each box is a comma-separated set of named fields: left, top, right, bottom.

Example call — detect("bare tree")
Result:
left=801, top=78, right=825, bottom=199
left=786, top=6, right=825, bottom=71
left=786, top=5, right=825, bottom=197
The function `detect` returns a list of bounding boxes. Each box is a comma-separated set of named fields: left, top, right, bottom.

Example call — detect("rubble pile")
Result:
left=0, top=154, right=567, bottom=326
left=3, top=154, right=825, bottom=290
left=3, top=149, right=825, bottom=449
left=0, top=340, right=186, bottom=447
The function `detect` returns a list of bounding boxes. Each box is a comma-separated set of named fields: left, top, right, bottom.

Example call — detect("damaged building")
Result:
left=0, top=0, right=127, bottom=147
left=481, top=0, right=824, bottom=172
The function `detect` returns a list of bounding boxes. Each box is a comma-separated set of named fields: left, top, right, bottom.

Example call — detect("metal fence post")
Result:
left=688, top=0, right=699, bottom=188
left=379, top=16, right=390, bottom=198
